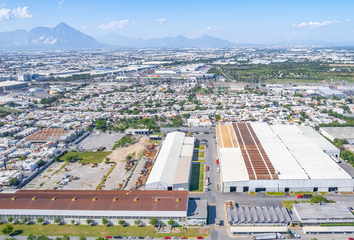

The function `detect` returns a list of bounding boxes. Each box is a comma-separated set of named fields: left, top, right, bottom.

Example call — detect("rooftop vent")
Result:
left=155, top=198, right=159, bottom=202
left=176, top=198, right=180, bottom=202
left=52, top=197, right=57, bottom=201
left=11, top=197, right=16, bottom=200
left=92, top=197, right=97, bottom=201
left=113, top=198, right=118, bottom=201
left=72, top=197, right=77, bottom=201
left=134, top=198, right=138, bottom=202
left=32, top=197, right=37, bottom=200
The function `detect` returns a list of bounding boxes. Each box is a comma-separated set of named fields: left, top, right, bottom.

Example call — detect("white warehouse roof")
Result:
left=146, top=132, right=194, bottom=190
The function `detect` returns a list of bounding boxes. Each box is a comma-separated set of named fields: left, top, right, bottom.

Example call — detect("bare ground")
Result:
left=107, top=136, right=149, bottom=163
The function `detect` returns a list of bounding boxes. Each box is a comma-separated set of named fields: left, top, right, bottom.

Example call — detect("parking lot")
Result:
left=24, top=161, right=112, bottom=190
left=77, top=132, right=125, bottom=151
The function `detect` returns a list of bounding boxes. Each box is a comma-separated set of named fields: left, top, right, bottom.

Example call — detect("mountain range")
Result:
left=1, top=22, right=354, bottom=50
left=0, top=22, right=108, bottom=50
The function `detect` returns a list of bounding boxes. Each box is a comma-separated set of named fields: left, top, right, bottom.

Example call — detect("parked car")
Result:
left=164, top=237, right=171, bottom=239
left=172, top=237, right=179, bottom=239
left=180, top=237, right=188, bottom=239
left=105, top=236, right=112, bottom=239
left=197, top=237, right=204, bottom=239
left=138, top=237, right=144, bottom=239
left=114, top=236, right=122, bottom=239
left=128, top=237, right=136, bottom=239
left=146, top=237, right=153, bottom=239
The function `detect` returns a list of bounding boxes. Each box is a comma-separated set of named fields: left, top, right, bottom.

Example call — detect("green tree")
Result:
left=118, top=220, right=125, bottom=226
left=14, top=220, right=20, bottom=225
left=79, top=237, right=86, bottom=240
left=71, top=220, right=75, bottom=225
left=27, top=234, right=36, bottom=240
left=86, top=218, right=92, bottom=225
left=7, top=217, right=13, bottom=223
left=96, top=237, right=104, bottom=240
left=36, top=235, right=49, bottom=240
left=1, top=223, right=14, bottom=236
left=8, top=177, right=17, bottom=186
left=134, top=219, right=141, bottom=226
left=37, top=217, right=43, bottom=224
left=168, top=219, right=175, bottom=226
left=62, top=235, right=70, bottom=240
left=53, top=156, right=60, bottom=162
left=149, top=217, right=158, bottom=226
left=21, top=216, right=28, bottom=224
left=54, top=217, right=61, bottom=224
left=102, top=218, right=108, bottom=225
left=215, top=115, right=221, bottom=121
left=55, top=237, right=61, bottom=240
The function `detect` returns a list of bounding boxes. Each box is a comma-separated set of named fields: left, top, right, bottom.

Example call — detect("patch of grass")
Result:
left=0, top=224, right=208, bottom=238
left=52, top=163, right=68, bottom=176
left=290, top=191, right=314, bottom=196
left=190, top=163, right=204, bottom=192
left=96, top=163, right=117, bottom=190
left=198, top=152, right=205, bottom=158
left=112, top=136, right=133, bottom=150
left=153, top=132, right=164, bottom=137
left=319, top=192, right=329, bottom=195
left=248, top=192, right=256, bottom=196
left=39, top=182, right=44, bottom=187
left=266, top=192, right=285, bottom=196
left=60, top=151, right=112, bottom=164
left=320, top=222, right=354, bottom=226
left=282, top=200, right=310, bottom=210
left=149, top=140, right=161, bottom=145
left=193, top=160, right=205, bottom=162
left=194, top=145, right=205, bottom=150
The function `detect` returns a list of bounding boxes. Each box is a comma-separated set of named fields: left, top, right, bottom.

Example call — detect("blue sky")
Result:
left=0, top=0, right=353, bottom=43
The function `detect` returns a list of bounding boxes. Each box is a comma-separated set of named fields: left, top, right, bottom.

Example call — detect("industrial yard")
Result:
left=24, top=161, right=112, bottom=190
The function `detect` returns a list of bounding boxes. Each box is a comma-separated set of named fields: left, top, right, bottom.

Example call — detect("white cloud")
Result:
left=0, top=7, right=10, bottom=20
left=294, top=20, right=339, bottom=28
left=334, top=32, right=341, bottom=36
left=98, top=20, right=132, bottom=30
left=274, top=31, right=298, bottom=36
left=199, top=26, right=221, bottom=33
left=82, top=26, right=88, bottom=29
left=12, top=6, right=32, bottom=19
left=131, top=21, right=136, bottom=25
left=59, top=0, right=64, bottom=5
left=346, top=19, right=351, bottom=22
left=157, top=18, right=165, bottom=25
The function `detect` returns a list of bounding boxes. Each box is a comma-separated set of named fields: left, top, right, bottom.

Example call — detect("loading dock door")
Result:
left=230, top=187, right=237, bottom=192
left=243, top=187, right=249, bottom=192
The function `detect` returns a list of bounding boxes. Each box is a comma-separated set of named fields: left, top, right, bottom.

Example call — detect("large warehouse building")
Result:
left=217, top=123, right=353, bottom=193
left=0, top=190, right=191, bottom=225
left=145, top=131, right=195, bottom=190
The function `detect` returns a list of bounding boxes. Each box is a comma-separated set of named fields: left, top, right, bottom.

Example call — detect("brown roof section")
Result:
left=0, top=190, right=189, bottom=212
left=26, top=128, right=71, bottom=142
left=233, top=123, right=278, bottom=180
left=217, top=125, right=238, bottom=148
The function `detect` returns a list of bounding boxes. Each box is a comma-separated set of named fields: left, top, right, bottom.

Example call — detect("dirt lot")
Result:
left=103, top=136, right=149, bottom=190
left=107, top=136, right=149, bottom=163
left=24, top=161, right=112, bottom=190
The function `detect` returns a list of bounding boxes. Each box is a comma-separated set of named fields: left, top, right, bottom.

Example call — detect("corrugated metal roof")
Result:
left=251, top=123, right=309, bottom=180
left=220, top=148, right=249, bottom=182
left=294, top=203, right=354, bottom=220
left=271, top=125, right=351, bottom=180
left=0, top=190, right=189, bottom=212
left=146, top=132, right=194, bottom=188
left=298, top=126, right=339, bottom=152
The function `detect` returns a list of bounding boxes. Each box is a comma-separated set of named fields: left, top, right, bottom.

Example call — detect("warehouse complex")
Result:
left=320, top=127, right=354, bottom=144
left=217, top=123, right=353, bottom=193
left=0, top=190, right=191, bottom=225
left=26, top=128, right=77, bottom=143
left=145, top=131, right=195, bottom=190
left=293, top=203, right=354, bottom=225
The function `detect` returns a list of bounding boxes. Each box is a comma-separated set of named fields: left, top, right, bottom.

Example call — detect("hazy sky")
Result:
left=0, top=0, right=353, bottom=43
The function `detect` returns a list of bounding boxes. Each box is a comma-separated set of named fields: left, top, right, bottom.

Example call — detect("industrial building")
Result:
left=26, top=128, right=77, bottom=143
left=217, top=123, right=353, bottom=193
left=226, top=201, right=291, bottom=225
left=0, top=190, right=191, bottom=225
left=320, top=127, right=354, bottom=144
left=318, top=86, right=346, bottom=98
left=145, top=131, right=194, bottom=190
left=293, top=203, right=354, bottom=225
left=0, top=81, right=28, bottom=92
